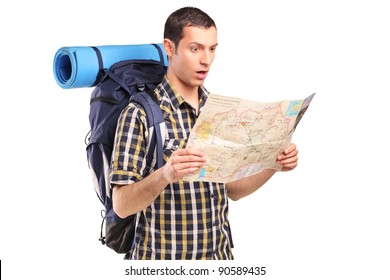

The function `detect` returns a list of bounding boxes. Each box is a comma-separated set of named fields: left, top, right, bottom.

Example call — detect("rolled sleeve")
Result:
left=109, top=104, right=149, bottom=186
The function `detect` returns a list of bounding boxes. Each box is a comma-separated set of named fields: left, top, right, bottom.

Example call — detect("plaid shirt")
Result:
left=110, top=76, right=233, bottom=260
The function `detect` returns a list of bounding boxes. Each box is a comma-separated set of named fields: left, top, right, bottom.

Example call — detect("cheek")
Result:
left=173, top=56, right=190, bottom=69
left=177, top=59, right=194, bottom=75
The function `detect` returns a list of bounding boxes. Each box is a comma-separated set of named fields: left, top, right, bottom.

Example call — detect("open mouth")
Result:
left=196, top=70, right=208, bottom=79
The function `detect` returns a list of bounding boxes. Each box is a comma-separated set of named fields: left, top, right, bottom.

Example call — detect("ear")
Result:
left=163, top=39, right=175, bottom=59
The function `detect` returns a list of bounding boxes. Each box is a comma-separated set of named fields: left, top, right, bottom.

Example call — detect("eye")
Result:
left=191, top=46, right=199, bottom=52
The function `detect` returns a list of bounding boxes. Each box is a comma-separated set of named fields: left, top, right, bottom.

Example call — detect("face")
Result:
left=165, top=26, right=218, bottom=94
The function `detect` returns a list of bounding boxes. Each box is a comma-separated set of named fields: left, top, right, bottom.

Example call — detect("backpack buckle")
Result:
left=137, top=83, right=145, bottom=92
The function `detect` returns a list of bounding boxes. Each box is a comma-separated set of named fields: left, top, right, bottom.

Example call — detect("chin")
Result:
left=193, top=79, right=206, bottom=87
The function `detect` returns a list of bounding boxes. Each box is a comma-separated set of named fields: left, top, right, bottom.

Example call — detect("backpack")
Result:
left=86, top=46, right=167, bottom=255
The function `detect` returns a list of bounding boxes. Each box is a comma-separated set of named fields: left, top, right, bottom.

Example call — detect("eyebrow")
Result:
left=189, top=42, right=219, bottom=48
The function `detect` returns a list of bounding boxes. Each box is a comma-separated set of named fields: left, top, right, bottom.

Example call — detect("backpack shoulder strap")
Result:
left=130, top=91, right=165, bottom=169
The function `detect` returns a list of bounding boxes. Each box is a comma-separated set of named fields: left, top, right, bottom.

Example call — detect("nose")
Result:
left=200, top=50, right=214, bottom=66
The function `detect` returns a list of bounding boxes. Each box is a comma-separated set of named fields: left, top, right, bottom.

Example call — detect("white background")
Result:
left=1, top=0, right=389, bottom=279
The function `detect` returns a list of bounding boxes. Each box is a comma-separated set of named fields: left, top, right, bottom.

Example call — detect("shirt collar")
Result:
left=161, top=75, right=209, bottom=112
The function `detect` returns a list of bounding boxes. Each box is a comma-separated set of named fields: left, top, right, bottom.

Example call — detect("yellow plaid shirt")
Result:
left=110, top=76, right=233, bottom=260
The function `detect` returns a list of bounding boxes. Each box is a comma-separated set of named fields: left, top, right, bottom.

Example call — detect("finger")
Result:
left=166, top=161, right=205, bottom=182
left=277, top=154, right=298, bottom=165
left=172, top=161, right=206, bottom=171
left=171, top=149, right=206, bottom=163
left=171, top=154, right=206, bottom=165
left=281, top=162, right=298, bottom=171
left=277, top=149, right=298, bottom=161
left=174, top=148, right=205, bottom=158
left=284, top=143, right=296, bottom=154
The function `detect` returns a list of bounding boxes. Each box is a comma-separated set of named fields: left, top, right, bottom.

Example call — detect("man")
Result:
left=110, top=6, right=298, bottom=260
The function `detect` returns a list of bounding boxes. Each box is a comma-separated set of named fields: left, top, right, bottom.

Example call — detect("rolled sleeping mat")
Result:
left=53, top=43, right=167, bottom=89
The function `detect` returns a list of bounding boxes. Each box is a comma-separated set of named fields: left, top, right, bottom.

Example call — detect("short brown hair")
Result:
left=164, top=7, right=216, bottom=48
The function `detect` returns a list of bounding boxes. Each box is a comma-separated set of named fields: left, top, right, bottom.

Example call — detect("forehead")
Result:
left=180, top=26, right=218, bottom=46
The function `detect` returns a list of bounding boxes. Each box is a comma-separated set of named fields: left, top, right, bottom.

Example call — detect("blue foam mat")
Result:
left=53, top=43, right=167, bottom=89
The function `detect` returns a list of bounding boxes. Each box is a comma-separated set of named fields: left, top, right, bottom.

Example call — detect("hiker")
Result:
left=110, top=6, right=299, bottom=260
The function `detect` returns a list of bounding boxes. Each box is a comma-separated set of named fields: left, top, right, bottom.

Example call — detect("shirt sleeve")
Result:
left=109, top=104, right=149, bottom=186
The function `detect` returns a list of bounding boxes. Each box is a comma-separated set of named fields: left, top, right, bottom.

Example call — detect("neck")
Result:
left=165, top=72, right=201, bottom=113
left=183, top=92, right=200, bottom=114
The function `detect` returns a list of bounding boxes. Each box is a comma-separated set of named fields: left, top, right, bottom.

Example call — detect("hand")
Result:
left=276, top=143, right=298, bottom=171
left=162, top=148, right=206, bottom=183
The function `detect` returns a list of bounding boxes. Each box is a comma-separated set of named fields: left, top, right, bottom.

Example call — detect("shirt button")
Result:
left=210, top=193, right=215, bottom=199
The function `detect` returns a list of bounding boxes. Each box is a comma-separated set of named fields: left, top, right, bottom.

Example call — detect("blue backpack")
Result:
left=86, top=47, right=167, bottom=255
